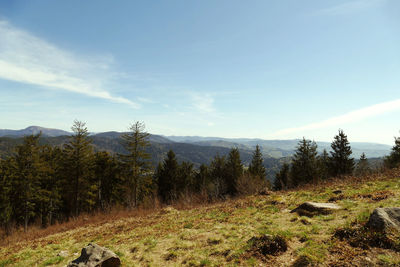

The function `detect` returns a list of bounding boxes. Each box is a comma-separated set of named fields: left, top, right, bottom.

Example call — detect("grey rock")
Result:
left=67, top=243, right=120, bottom=267
left=57, top=250, right=69, bottom=257
left=291, top=202, right=341, bottom=217
left=367, top=207, right=400, bottom=232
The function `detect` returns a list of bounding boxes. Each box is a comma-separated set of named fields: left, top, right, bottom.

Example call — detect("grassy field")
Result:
left=1, top=169, right=400, bottom=266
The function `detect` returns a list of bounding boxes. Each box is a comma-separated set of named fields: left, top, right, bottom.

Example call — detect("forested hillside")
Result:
left=0, top=132, right=285, bottom=180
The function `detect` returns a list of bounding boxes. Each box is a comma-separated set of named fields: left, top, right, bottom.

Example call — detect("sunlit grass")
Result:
left=1, top=169, right=400, bottom=266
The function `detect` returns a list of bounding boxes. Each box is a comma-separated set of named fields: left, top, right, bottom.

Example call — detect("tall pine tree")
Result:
left=329, top=130, right=354, bottom=177
left=120, top=122, right=151, bottom=208
left=13, top=134, right=42, bottom=231
left=63, top=120, right=95, bottom=217
left=290, top=138, right=318, bottom=187
left=225, top=148, right=243, bottom=195
left=248, top=145, right=266, bottom=180
left=156, top=150, right=179, bottom=203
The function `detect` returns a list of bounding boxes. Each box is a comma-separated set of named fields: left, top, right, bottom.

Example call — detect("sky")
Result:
left=0, top=0, right=399, bottom=145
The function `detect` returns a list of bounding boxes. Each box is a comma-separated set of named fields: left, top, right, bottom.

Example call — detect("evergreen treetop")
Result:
left=290, top=138, right=318, bottom=186
left=225, top=148, right=243, bottom=195
left=248, top=145, right=266, bottom=180
left=384, top=135, right=400, bottom=168
left=330, top=129, right=354, bottom=176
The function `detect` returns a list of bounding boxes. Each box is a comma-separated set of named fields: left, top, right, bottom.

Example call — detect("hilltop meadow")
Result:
left=1, top=169, right=400, bottom=266
left=1, top=122, right=400, bottom=266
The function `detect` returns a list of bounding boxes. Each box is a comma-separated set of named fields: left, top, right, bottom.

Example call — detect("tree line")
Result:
left=0, top=121, right=268, bottom=234
left=1, top=121, right=399, bottom=234
left=273, top=129, right=400, bottom=190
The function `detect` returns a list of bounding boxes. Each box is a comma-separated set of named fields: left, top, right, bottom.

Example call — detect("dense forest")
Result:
left=0, top=131, right=287, bottom=182
left=0, top=121, right=399, bottom=235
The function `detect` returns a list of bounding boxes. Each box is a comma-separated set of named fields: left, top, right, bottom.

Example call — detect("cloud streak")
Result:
left=0, top=20, right=139, bottom=108
left=317, top=0, right=385, bottom=16
left=271, top=98, right=400, bottom=137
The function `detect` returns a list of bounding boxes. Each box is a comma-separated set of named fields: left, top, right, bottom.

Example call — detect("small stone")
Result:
left=57, top=250, right=69, bottom=257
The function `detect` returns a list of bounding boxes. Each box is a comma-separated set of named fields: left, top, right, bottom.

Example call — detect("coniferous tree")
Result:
left=195, top=164, right=209, bottom=196
left=290, top=138, right=318, bottom=187
left=13, top=134, right=42, bottom=231
left=248, top=145, right=266, bottom=180
left=273, top=163, right=290, bottom=190
left=355, top=153, right=370, bottom=176
left=0, top=158, right=13, bottom=234
left=384, top=135, right=400, bottom=169
left=317, top=149, right=330, bottom=180
left=94, top=152, right=123, bottom=211
left=225, top=148, right=243, bottom=195
left=36, top=145, right=63, bottom=227
left=156, top=150, right=179, bottom=203
left=120, top=122, right=151, bottom=208
left=177, top=161, right=194, bottom=196
left=209, top=154, right=227, bottom=198
left=329, top=130, right=354, bottom=177
left=63, top=120, right=95, bottom=217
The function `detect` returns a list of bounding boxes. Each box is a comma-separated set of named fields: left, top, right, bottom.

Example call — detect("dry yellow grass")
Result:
left=1, top=169, right=400, bottom=266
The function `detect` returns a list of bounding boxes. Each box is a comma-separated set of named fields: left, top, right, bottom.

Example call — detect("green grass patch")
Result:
left=40, top=256, right=64, bottom=266
left=297, top=240, right=328, bottom=263
left=0, top=259, right=13, bottom=267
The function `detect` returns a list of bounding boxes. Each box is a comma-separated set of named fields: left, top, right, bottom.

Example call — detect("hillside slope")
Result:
left=1, top=169, right=400, bottom=266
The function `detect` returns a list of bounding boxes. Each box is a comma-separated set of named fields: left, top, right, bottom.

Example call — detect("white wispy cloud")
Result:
left=270, top=98, right=400, bottom=137
left=191, top=93, right=215, bottom=113
left=137, top=97, right=156, bottom=104
left=317, top=0, right=385, bottom=16
left=0, top=20, right=139, bottom=108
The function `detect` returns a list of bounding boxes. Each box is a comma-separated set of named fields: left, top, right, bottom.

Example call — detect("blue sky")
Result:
left=0, top=0, right=399, bottom=144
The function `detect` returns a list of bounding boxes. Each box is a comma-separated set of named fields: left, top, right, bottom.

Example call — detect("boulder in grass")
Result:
left=67, top=243, right=120, bottom=267
left=367, top=207, right=400, bottom=232
left=291, top=202, right=341, bottom=217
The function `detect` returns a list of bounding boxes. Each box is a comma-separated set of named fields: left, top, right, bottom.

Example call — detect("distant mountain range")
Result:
left=0, top=126, right=392, bottom=180
left=0, top=126, right=392, bottom=159
left=166, top=136, right=391, bottom=159
left=0, top=126, right=71, bottom=137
